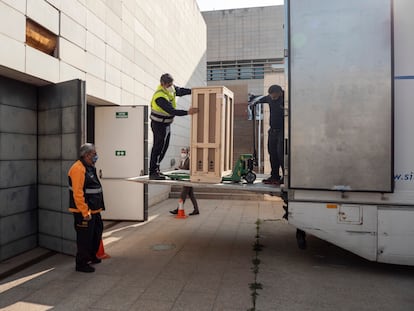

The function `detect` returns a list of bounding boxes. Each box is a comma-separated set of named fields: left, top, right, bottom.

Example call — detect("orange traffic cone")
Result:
left=96, top=239, right=110, bottom=259
left=175, top=199, right=188, bottom=219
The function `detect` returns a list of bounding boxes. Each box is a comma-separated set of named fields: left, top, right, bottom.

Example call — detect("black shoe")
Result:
left=89, top=257, right=102, bottom=264
left=76, top=265, right=95, bottom=273
left=262, top=177, right=281, bottom=185
left=170, top=208, right=178, bottom=215
left=189, top=210, right=200, bottom=216
left=150, top=173, right=166, bottom=180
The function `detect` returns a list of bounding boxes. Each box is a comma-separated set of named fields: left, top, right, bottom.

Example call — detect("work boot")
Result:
left=262, top=176, right=280, bottom=185
left=150, top=172, right=166, bottom=180
left=169, top=208, right=178, bottom=215
left=156, top=167, right=165, bottom=176
left=76, top=264, right=95, bottom=273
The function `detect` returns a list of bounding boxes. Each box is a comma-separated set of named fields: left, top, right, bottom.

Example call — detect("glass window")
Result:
left=224, top=68, right=237, bottom=80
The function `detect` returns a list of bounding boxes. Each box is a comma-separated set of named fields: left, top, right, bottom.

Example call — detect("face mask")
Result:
left=92, top=155, right=99, bottom=163
left=180, top=153, right=187, bottom=159
left=166, top=85, right=175, bottom=93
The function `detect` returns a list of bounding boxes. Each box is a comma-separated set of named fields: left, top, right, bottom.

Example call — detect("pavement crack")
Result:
left=248, top=219, right=264, bottom=311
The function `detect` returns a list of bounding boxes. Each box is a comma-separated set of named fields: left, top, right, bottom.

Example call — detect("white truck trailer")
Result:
left=285, top=0, right=414, bottom=266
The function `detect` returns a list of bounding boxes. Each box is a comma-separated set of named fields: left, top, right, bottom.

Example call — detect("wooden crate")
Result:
left=190, top=86, right=234, bottom=183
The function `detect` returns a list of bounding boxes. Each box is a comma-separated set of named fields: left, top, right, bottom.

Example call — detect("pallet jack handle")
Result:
left=249, top=95, right=266, bottom=167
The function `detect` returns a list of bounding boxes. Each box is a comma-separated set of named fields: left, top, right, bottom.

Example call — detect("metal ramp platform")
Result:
left=128, top=170, right=282, bottom=196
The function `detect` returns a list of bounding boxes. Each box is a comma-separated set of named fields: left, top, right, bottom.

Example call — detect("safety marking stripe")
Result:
left=395, top=76, right=414, bottom=80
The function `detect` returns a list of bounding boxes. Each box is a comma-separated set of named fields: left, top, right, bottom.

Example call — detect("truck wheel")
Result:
left=245, top=171, right=256, bottom=184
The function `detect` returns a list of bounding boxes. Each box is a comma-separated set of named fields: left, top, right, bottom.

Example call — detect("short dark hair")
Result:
left=268, top=84, right=282, bottom=94
left=160, top=73, right=174, bottom=84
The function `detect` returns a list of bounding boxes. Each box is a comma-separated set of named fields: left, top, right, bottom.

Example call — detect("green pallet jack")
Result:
left=222, top=101, right=258, bottom=184
left=221, top=153, right=256, bottom=184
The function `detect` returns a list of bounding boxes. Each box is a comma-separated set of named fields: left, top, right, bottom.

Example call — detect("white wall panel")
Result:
left=105, top=64, right=121, bottom=87
left=61, top=0, right=86, bottom=26
left=26, top=46, right=59, bottom=83
left=86, top=31, right=106, bottom=60
left=27, top=0, right=59, bottom=35
left=45, top=0, right=60, bottom=10
left=105, top=7, right=122, bottom=33
left=121, top=90, right=134, bottom=106
left=86, top=52, right=105, bottom=80
left=60, top=61, right=85, bottom=82
left=86, top=9, right=105, bottom=40
left=0, top=33, right=25, bottom=72
left=121, top=72, right=134, bottom=92
left=121, top=57, right=135, bottom=77
left=60, top=14, right=86, bottom=49
left=106, top=45, right=122, bottom=70
left=1, top=0, right=26, bottom=14
left=0, top=1, right=25, bottom=41
left=105, top=82, right=121, bottom=105
left=86, top=73, right=105, bottom=99
left=59, top=38, right=86, bottom=72
left=85, top=0, right=105, bottom=22
left=105, top=25, right=122, bottom=49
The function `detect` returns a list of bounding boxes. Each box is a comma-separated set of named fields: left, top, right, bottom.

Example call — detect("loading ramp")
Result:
left=128, top=170, right=282, bottom=196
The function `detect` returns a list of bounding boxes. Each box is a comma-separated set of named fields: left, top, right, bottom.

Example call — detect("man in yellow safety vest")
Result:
left=149, top=73, right=198, bottom=180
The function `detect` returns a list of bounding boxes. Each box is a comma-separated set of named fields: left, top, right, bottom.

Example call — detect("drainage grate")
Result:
left=151, top=244, right=176, bottom=251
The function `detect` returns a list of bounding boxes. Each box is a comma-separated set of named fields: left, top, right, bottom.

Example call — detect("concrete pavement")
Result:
left=0, top=198, right=414, bottom=311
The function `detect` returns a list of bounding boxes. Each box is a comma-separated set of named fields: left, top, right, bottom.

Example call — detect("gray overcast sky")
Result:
left=196, top=0, right=284, bottom=11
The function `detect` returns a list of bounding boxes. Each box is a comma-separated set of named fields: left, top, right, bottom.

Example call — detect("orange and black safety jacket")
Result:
left=68, top=159, right=105, bottom=217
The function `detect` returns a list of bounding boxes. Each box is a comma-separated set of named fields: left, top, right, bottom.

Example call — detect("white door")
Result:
left=94, top=106, right=147, bottom=221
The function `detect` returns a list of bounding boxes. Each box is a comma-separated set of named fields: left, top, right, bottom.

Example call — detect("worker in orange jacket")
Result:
left=68, top=143, right=105, bottom=273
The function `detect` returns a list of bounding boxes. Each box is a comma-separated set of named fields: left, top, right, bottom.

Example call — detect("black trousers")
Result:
left=150, top=121, right=171, bottom=174
left=73, top=212, right=103, bottom=267
left=268, top=129, right=284, bottom=180
left=180, top=186, right=198, bottom=210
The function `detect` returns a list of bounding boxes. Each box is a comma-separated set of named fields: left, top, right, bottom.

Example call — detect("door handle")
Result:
left=99, top=169, right=102, bottom=179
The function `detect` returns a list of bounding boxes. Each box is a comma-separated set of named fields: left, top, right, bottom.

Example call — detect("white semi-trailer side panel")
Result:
left=287, top=0, right=414, bottom=265
left=288, top=0, right=393, bottom=192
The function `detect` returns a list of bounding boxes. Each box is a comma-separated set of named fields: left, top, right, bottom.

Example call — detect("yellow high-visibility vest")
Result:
left=151, top=85, right=176, bottom=116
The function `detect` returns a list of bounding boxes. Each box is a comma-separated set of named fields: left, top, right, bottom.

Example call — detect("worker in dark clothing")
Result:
left=68, top=143, right=105, bottom=273
left=253, top=85, right=285, bottom=185
left=149, top=73, right=198, bottom=180
left=170, top=147, right=200, bottom=216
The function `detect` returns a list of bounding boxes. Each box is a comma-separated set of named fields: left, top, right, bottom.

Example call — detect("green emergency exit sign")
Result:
left=115, top=150, right=126, bottom=156
left=116, top=112, right=128, bottom=118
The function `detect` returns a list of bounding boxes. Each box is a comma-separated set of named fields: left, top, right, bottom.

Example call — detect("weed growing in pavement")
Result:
left=248, top=219, right=264, bottom=311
